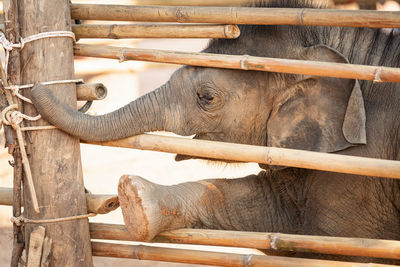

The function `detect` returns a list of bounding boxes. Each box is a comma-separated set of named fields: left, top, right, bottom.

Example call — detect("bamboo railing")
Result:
left=91, top=241, right=395, bottom=267
left=0, top=188, right=119, bottom=214
left=84, top=134, right=400, bottom=179
left=70, top=4, right=400, bottom=28
left=89, top=223, right=400, bottom=260
left=74, top=43, right=400, bottom=83
left=73, top=24, right=240, bottom=39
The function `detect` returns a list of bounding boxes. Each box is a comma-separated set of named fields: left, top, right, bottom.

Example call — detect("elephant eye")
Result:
left=196, top=88, right=223, bottom=112
left=197, top=92, right=214, bottom=102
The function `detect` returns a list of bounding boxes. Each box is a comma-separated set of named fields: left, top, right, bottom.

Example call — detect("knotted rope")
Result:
left=0, top=30, right=77, bottom=214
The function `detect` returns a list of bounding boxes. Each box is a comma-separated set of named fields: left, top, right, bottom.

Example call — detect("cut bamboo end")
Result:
left=89, top=223, right=400, bottom=260
left=73, top=43, right=400, bottom=83
left=72, top=24, right=240, bottom=39
left=0, top=188, right=119, bottom=214
left=84, top=133, right=400, bottom=179
left=76, top=83, right=107, bottom=101
left=86, top=194, right=119, bottom=214
left=70, top=4, right=400, bottom=28
left=91, top=241, right=394, bottom=267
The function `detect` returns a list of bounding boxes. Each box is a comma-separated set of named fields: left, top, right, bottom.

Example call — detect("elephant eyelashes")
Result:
left=197, top=92, right=214, bottom=102
left=196, top=90, right=223, bottom=112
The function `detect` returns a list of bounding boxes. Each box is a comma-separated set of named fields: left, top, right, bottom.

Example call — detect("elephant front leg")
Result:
left=118, top=171, right=298, bottom=241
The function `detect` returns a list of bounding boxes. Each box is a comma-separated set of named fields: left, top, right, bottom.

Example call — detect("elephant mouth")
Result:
left=174, top=153, right=242, bottom=164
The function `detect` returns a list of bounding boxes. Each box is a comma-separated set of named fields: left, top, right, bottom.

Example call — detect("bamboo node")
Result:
left=270, top=233, right=280, bottom=250
left=119, top=49, right=127, bottom=63
left=373, top=67, right=383, bottom=83
left=175, top=8, right=188, bottom=23
left=243, top=254, right=254, bottom=267
left=240, top=55, right=250, bottom=70
left=298, top=8, right=306, bottom=25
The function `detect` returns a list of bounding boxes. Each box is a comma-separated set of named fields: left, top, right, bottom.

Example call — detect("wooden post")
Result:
left=18, top=0, right=93, bottom=265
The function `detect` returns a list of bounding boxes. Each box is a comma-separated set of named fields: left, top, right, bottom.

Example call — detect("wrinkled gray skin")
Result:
left=31, top=0, right=400, bottom=263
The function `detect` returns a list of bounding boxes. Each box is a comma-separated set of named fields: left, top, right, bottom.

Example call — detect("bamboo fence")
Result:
left=89, top=223, right=400, bottom=260
left=84, top=134, right=400, bottom=179
left=91, top=241, right=395, bottom=267
left=70, top=4, right=400, bottom=28
left=74, top=43, right=400, bottom=83
left=72, top=24, right=240, bottom=39
left=0, top=188, right=119, bottom=214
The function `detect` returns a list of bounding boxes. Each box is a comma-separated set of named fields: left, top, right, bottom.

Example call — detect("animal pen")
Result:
left=1, top=0, right=400, bottom=266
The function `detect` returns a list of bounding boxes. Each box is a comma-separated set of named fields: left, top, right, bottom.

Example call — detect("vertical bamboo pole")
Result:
left=18, top=0, right=93, bottom=265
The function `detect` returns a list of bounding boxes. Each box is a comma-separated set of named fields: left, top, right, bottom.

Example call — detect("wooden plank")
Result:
left=73, top=43, right=400, bottom=83
left=90, top=223, right=400, bottom=260
left=84, top=133, right=400, bottom=179
left=70, top=4, right=400, bottom=28
left=91, top=241, right=394, bottom=267
left=40, top=236, right=52, bottom=267
left=27, top=226, right=45, bottom=267
left=73, top=24, right=240, bottom=39
left=18, top=0, right=93, bottom=265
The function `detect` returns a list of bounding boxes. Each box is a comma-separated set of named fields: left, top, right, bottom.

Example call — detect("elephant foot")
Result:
left=118, top=175, right=190, bottom=241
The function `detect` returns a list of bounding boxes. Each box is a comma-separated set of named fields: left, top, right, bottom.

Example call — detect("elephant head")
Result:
left=31, top=29, right=366, bottom=161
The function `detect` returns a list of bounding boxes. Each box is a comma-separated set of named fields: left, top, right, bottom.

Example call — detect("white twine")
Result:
left=4, top=79, right=84, bottom=103
left=0, top=30, right=76, bottom=80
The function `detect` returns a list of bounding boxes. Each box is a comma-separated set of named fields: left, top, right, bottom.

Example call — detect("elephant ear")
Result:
left=266, top=45, right=366, bottom=154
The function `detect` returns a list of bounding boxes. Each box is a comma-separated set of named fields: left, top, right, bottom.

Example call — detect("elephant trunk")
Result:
left=30, top=83, right=168, bottom=141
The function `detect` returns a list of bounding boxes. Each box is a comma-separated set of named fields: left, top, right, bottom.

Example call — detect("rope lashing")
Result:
left=10, top=213, right=97, bottom=226
left=3, top=79, right=84, bottom=104
left=0, top=30, right=77, bottom=214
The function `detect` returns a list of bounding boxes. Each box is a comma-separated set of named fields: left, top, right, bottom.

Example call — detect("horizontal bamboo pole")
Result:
left=70, top=4, right=400, bottom=28
left=90, top=223, right=400, bottom=260
left=126, top=0, right=365, bottom=6
left=0, top=188, right=119, bottom=214
left=76, top=82, right=107, bottom=101
left=84, top=134, right=400, bottom=179
left=74, top=43, right=400, bottom=83
left=129, top=0, right=251, bottom=6
left=91, top=241, right=393, bottom=267
left=72, top=24, right=240, bottom=39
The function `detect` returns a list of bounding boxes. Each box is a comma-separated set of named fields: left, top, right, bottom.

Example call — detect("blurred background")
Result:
left=0, top=0, right=399, bottom=266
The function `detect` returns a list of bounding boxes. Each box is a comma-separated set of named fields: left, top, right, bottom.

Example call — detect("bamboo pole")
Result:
left=76, top=83, right=107, bottom=101
left=70, top=4, right=400, bottom=28
left=129, top=0, right=251, bottom=6
left=126, top=0, right=385, bottom=7
left=0, top=188, right=119, bottom=214
left=84, top=133, right=400, bottom=179
left=74, top=43, right=400, bottom=83
left=91, top=241, right=393, bottom=267
left=72, top=24, right=240, bottom=39
left=89, top=223, right=400, bottom=260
